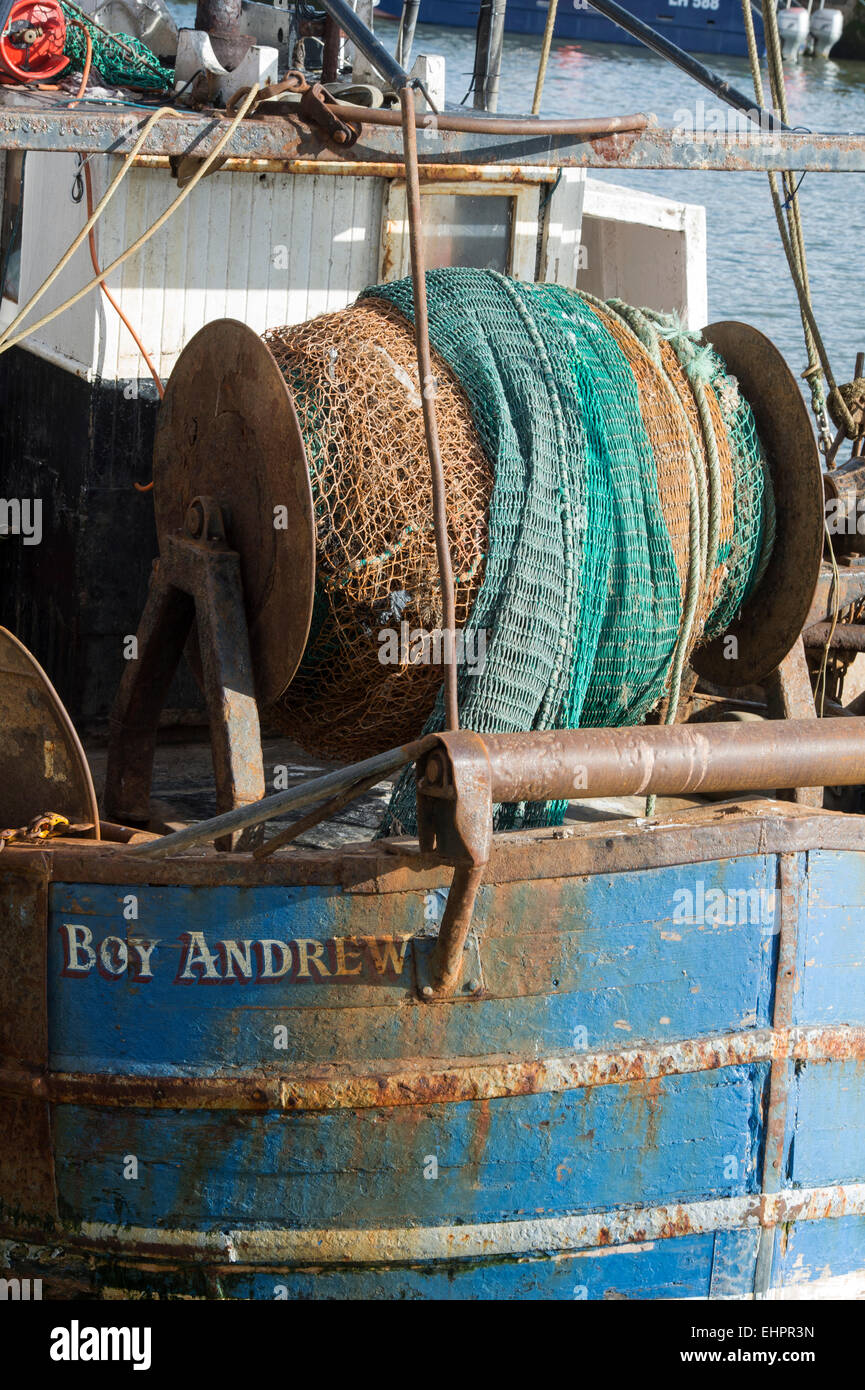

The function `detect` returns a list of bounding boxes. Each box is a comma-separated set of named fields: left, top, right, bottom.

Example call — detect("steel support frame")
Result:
left=104, top=507, right=265, bottom=852
left=3, top=105, right=865, bottom=171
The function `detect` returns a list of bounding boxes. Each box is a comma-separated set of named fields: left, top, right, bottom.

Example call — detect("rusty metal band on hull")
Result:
left=131, top=157, right=560, bottom=181
left=425, top=719, right=865, bottom=805
left=4, top=109, right=865, bottom=172
left=2, top=1025, right=862, bottom=1113
left=16, top=1184, right=865, bottom=1267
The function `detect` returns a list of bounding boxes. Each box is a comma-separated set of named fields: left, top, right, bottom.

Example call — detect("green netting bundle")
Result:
left=356, top=270, right=773, bottom=834
left=61, top=2, right=174, bottom=91
left=264, top=268, right=773, bottom=834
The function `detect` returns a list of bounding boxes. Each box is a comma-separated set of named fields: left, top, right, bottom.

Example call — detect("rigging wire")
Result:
left=532, top=0, right=558, bottom=114
left=740, top=0, right=854, bottom=452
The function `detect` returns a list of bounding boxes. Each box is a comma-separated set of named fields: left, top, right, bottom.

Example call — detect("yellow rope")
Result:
left=532, top=0, right=559, bottom=115
left=0, top=105, right=175, bottom=352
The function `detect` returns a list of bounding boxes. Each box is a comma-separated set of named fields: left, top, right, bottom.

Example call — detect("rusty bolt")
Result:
left=185, top=501, right=204, bottom=538
left=425, top=755, right=442, bottom=784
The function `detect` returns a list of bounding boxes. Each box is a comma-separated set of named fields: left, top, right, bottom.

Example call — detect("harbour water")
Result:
left=168, top=3, right=864, bottom=401
left=390, top=18, right=865, bottom=392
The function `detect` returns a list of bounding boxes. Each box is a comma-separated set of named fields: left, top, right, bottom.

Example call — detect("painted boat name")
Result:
left=59, top=925, right=410, bottom=984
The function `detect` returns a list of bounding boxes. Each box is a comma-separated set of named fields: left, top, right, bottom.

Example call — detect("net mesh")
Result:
left=61, top=2, right=174, bottom=90
left=262, top=269, right=771, bottom=833
left=265, top=298, right=493, bottom=762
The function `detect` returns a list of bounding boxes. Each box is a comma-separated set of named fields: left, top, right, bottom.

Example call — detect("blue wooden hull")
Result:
left=375, top=0, right=765, bottom=61
left=1, top=803, right=864, bottom=1299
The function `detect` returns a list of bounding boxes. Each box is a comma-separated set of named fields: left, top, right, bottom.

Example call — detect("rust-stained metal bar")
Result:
left=420, top=719, right=865, bottom=807
left=252, top=768, right=388, bottom=859
left=6, top=104, right=865, bottom=171
left=417, top=730, right=493, bottom=995
left=131, top=156, right=559, bottom=181
left=400, top=83, right=459, bottom=733
left=804, top=622, right=865, bottom=651
left=48, top=1183, right=865, bottom=1266
left=2, top=1025, right=862, bottom=1113
left=130, top=734, right=438, bottom=858
left=321, top=14, right=340, bottom=85
left=753, top=852, right=801, bottom=1295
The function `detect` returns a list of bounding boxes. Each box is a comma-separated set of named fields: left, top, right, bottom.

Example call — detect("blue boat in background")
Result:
left=375, top=0, right=765, bottom=60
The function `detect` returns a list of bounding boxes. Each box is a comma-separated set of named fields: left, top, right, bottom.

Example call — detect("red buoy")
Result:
left=0, top=0, right=68, bottom=83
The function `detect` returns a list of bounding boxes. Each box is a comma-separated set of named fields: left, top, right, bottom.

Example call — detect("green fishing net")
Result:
left=61, top=3, right=174, bottom=91
left=357, top=269, right=770, bottom=835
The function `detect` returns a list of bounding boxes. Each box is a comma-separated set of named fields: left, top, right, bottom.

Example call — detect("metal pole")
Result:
left=130, top=737, right=436, bottom=859
left=486, top=0, right=507, bottom=113
left=532, top=0, right=559, bottom=115
left=396, top=0, right=421, bottom=69
left=422, top=719, right=865, bottom=805
left=317, top=0, right=412, bottom=90
left=400, top=84, right=461, bottom=732
left=322, top=15, right=341, bottom=83
left=586, top=0, right=787, bottom=131
left=473, top=1, right=508, bottom=112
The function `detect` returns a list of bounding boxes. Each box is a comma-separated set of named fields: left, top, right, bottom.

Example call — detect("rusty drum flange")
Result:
left=152, top=319, right=316, bottom=707
left=691, top=320, right=824, bottom=687
left=0, top=626, right=99, bottom=832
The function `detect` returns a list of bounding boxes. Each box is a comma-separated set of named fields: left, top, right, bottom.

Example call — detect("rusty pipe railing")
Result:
left=312, top=105, right=650, bottom=137
left=415, top=720, right=865, bottom=997
left=420, top=720, right=865, bottom=807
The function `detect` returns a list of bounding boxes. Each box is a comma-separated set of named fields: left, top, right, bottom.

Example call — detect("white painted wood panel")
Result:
left=578, top=177, right=708, bottom=330
left=16, top=152, right=98, bottom=375
left=10, top=157, right=707, bottom=380
left=12, top=160, right=384, bottom=381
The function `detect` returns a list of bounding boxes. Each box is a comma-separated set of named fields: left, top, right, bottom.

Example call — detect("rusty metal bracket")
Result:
left=299, top=82, right=360, bottom=148
left=104, top=497, right=265, bottom=852
left=765, top=637, right=823, bottom=808
left=415, top=731, right=492, bottom=999
left=413, top=930, right=485, bottom=1001
left=228, top=71, right=361, bottom=147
